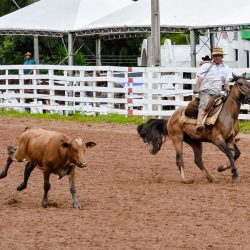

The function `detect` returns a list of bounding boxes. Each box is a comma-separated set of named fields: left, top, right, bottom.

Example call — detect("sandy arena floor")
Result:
left=0, top=117, right=249, bottom=250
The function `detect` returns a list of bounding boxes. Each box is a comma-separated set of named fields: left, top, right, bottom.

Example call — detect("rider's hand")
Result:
left=224, top=86, right=230, bottom=94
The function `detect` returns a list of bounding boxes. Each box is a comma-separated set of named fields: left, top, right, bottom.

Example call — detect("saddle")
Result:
left=183, top=95, right=225, bottom=125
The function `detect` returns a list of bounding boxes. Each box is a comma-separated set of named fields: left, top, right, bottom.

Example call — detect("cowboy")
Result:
left=23, top=52, right=36, bottom=74
left=194, top=47, right=230, bottom=133
left=199, top=55, right=212, bottom=66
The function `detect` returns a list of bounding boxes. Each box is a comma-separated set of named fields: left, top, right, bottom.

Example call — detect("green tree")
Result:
left=0, top=37, right=23, bottom=64
left=0, top=0, right=38, bottom=17
left=161, top=33, right=190, bottom=45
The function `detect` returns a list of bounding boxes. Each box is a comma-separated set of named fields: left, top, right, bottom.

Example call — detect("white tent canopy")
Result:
left=1, top=0, right=250, bottom=37
left=76, top=0, right=250, bottom=37
left=1, top=0, right=249, bottom=66
left=0, top=0, right=132, bottom=36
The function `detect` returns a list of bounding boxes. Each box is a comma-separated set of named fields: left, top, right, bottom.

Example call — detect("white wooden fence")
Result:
left=0, top=65, right=249, bottom=119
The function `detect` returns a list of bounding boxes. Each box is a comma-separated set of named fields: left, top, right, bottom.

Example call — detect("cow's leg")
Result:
left=0, top=146, right=16, bottom=179
left=17, top=162, right=35, bottom=191
left=69, top=167, right=81, bottom=209
left=42, top=171, right=51, bottom=208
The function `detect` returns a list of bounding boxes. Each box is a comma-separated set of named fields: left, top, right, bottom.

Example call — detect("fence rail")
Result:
left=0, top=65, right=249, bottom=119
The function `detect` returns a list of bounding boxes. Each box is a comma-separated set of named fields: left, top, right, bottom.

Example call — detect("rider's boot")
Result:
left=196, top=109, right=206, bottom=133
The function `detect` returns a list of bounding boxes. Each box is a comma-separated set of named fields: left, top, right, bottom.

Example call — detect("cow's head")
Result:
left=60, top=138, right=96, bottom=168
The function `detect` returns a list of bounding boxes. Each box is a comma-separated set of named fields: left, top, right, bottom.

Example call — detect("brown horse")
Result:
left=137, top=73, right=250, bottom=183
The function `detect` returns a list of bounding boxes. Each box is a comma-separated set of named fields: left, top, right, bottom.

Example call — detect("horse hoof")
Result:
left=208, top=177, right=216, bottom=183
left=217, top=165, right=226, bottom=172
left=17, top=183, right=27, bottom=191
left=182, top=179, right=194, bottom=184
left=42, top=203, right=48, bottom=208
left=73, top=203, right=81, bottom=209
left=232, top=176, right=240, bottom=182
left=0, top=171, right=7, bottom=179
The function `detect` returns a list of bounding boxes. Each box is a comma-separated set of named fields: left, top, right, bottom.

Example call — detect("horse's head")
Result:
left=230, top=73, right=250, bottom=104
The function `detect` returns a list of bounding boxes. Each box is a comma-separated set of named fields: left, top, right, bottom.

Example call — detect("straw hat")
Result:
left=212, top=47, right=225, bottom=56
left=25, top=52, right=32, bottom=56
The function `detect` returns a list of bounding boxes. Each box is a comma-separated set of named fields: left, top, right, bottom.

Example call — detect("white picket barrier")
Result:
left=0, top=64, right=249, bottom=119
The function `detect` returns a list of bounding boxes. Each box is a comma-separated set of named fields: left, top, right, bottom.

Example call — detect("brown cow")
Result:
left=0, top=127, right=96, bottom=208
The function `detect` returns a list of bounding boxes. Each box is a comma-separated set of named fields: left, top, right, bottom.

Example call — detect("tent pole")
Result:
left=96, top=37, right=101, bottom=66
left=68, top=32, right=74, bottom=66
left=147, top=34, right=152, bottom=66
left=190, top=29, right=196, bottom=67
left=151, top=0, right=160, bottom=67
left=33, top=35, right=39, bottom=64
left=209, top=30, right=215, bottom=52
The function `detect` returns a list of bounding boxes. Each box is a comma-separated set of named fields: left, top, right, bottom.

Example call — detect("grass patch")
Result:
left=0, top=110, right=249, bottom=132
left=239, top=120, right=250, bottom=134
left=0, top=110, right=146, bottom=125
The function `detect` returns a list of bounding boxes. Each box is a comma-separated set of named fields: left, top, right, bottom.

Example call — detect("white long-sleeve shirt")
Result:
left=196, top=62, right=230, bottom=95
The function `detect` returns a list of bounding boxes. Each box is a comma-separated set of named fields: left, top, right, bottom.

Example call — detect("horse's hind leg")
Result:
left=172, top=136, right=193, bottom=184
left=217, top=143, right=240, bottom=172
left=186, top=140, right=215, bottom=183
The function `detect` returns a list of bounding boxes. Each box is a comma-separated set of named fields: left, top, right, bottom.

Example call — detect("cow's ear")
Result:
left=60, top=142, right=71, bottom=148
left=86, top=141, right=96, bottom=148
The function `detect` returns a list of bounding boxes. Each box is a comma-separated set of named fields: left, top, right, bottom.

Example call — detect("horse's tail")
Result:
left=137, top=119, right=168, bottom=155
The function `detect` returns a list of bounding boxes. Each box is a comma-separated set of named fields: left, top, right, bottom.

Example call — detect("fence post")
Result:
left=79, top=69, right=85, bottom=113
left=49, top=69, right=56, bottom=114
left=92, top=70, right=97, bottom=114
left=156, top=71, right=162, bottom=118
left=18, top=68, right=25, bottom=111
left=175, top=71, right=184, bottom=109
left=107, top=69, right=114, bottom=112
left=126, top=67, right=134, bottom=116
left=145, top=68, right=153, bottom=117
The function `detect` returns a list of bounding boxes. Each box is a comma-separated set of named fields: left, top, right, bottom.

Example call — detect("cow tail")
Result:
left=137, top=119, right=168, bottom=155
left=7, top=146, right=17, bottom=156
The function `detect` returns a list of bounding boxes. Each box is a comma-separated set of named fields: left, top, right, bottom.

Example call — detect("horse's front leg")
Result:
left=172, top=136, right=194, bottom=184
left=216, top=140, right=239, bottom=181
left=217, top=143, right=241, bottom=172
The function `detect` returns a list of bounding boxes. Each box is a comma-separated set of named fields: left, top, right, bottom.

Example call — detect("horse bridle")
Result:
left=229, top=79, right=249, bottom=105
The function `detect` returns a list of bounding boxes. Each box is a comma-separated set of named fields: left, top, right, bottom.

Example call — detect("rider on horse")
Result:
left=194, top=47, right=230, bottom=133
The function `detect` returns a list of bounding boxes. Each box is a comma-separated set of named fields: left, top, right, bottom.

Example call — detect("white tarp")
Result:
left=0, top=0, right=132, bottom=33
left=85, top=0, right=250, bottom=30
left=0, top=0, right=250, bottom=34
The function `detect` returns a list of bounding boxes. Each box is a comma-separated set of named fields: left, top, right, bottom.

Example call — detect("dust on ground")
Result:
left=0, top=117, right=249, bottom=250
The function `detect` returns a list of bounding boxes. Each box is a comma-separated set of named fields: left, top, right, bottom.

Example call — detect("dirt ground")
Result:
left=0, top=117, right=249, bottom=250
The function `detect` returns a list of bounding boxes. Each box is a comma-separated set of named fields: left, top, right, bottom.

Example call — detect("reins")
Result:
left=228, top=78, right=247, bottom=105
left=228, top=93, right=242, bottom=105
